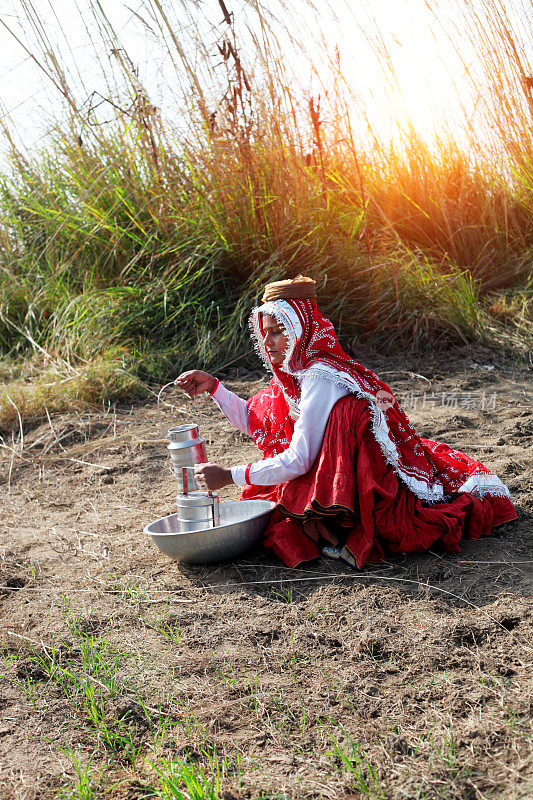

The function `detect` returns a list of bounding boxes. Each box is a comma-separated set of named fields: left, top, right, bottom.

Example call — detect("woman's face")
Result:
left=262, top=314, right=289, bottom=365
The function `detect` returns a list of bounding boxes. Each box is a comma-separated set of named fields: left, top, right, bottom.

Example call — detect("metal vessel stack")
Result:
left=143, top=417, right=275, bottom=563
left=167, top=423, right=220, bottom=530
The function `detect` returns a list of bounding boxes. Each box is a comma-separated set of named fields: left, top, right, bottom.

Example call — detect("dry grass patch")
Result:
left=0, top=358, right=532, bottom=799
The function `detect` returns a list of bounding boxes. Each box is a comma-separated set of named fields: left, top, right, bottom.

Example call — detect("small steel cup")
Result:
left=177, top=466, right=199, bottom=493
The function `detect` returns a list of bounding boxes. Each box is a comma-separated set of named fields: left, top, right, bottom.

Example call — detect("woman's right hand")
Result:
left=174, top=370, right=217, bottom=398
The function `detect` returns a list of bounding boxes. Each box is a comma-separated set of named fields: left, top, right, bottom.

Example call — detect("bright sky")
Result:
left=0, top=0, right=531, bottom=159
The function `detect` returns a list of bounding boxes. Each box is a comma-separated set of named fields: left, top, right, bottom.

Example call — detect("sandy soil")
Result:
left=0, top=348, right=532, bottom=799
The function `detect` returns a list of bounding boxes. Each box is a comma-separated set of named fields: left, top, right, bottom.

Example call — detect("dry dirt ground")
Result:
left=0, top=348, right=532, bottom=800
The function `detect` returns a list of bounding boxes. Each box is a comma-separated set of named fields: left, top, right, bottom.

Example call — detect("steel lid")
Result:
left=167, top=423, right=205, bottom=447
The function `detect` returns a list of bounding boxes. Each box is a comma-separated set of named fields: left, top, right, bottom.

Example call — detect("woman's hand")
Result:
left=194, top=462, right=233, bottom=491
left=174, top=370, right=217, bottom=397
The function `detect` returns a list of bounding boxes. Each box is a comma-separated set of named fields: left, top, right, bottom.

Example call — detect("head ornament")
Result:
left=261, top=276, right=316, bottom=303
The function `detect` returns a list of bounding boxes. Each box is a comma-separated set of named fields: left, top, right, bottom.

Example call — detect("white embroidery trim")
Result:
left=249, top=301, right=511, bottom=503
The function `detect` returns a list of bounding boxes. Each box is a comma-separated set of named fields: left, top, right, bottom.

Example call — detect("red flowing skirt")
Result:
left=241, top=395, right=517, bottom=568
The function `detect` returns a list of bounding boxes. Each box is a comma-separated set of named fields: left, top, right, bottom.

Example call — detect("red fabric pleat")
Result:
left=241, top=395, right=517, bottom=569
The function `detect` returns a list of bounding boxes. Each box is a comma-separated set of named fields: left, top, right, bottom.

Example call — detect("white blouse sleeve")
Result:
left=231, top=377, right=349, bottom=486
left=209, top=381, right=251, bottom=436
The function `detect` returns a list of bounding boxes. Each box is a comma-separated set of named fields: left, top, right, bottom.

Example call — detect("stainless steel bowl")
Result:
left=144, top=499, right=276, bottom=563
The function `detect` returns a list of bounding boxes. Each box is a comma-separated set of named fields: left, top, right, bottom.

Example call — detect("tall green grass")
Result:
left=0, top=0, right=531, bottom=430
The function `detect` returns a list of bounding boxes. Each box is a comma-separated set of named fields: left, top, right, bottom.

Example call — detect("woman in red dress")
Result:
left=175, top=277, right=516, bottom=569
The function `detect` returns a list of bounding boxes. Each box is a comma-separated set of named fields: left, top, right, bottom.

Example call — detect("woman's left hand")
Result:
left=194, top=462, right=233, bottom=491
